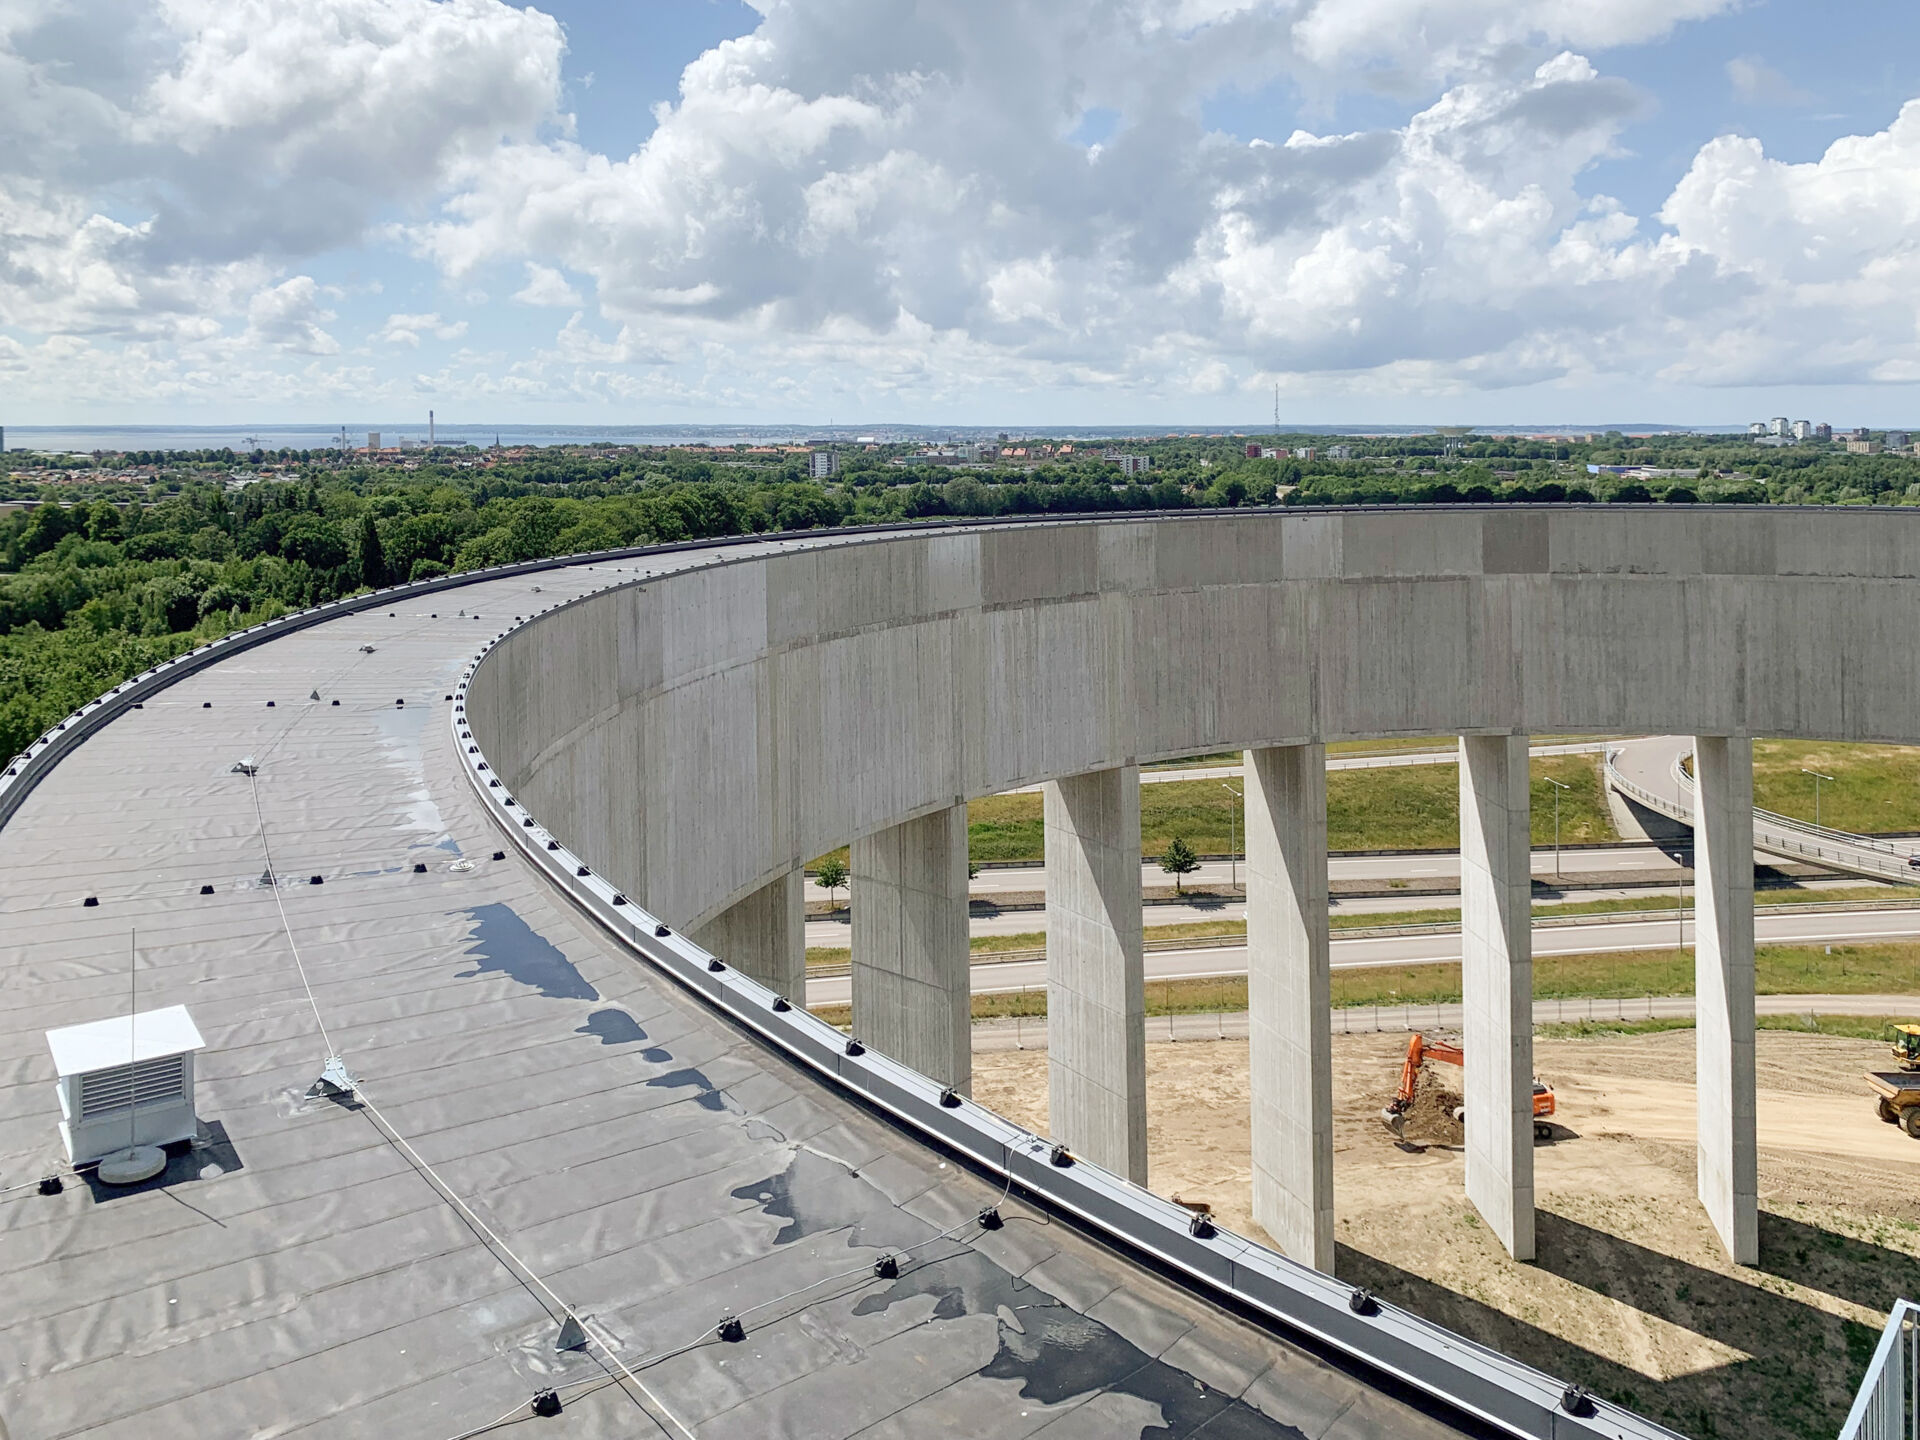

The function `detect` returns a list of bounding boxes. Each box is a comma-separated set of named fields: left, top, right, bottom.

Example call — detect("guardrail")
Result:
left=1840, top=1300, right=1919, bottom=1440
left=459, top=593, right=1682, bottom=1440
left=1604, top=749, right=1917, bottom=882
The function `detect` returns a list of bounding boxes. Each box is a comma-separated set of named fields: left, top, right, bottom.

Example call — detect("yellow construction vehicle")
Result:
left=1867, top=1070, right=1920, bottom=1136
left=1381, top=1032, right=1557, bottom=1142
left=1890, top=1024, right=1920, bottom=1070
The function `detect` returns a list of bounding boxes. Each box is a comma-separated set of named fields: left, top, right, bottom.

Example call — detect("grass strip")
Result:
left=814, top=752, right=1621, bottom=871
left=808, top=939, right=1920, bottom=1026
left=964, top=753, right=1618, bottom=864
left=1752, top=739, right=1920, bottom=834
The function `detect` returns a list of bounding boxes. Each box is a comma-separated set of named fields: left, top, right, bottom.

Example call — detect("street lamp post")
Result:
left=1801, top=768, right=1835, bottom=828
left=1221, top=783, right=1242, bottom=891
left=1542, top=775, right=1571, bottom=879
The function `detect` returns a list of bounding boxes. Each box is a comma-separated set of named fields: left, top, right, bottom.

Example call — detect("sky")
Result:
left=6, top=0, right=1920, bottom=428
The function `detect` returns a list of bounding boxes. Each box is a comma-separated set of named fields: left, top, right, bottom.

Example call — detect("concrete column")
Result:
left=850, top=805, right=972, bottom=1093
left=1246, top=744, right=1333, bottom=1272
left=1459, top=735, right=1535, bottom=1261
left=1694, top=735, right=1758, bottom=1264
left=1044, top=765, right=1147, bottom=1184
left=690, top=871, right=804, bottom=1000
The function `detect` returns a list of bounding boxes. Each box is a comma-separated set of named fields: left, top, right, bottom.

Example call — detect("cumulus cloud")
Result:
left=377, top=311, right=468, bottom=347
left=1648, top=103, right=1920, bottom=384
left=1288, top=0, right=1736, bottom=80
left=0, top=0, right=561, bottom=340
left=512, top=262, right=582, bottom=307
left=5, top=0, right=1920, bottom=414
left=409, top=20, right=1666, bottom=395
left=246, top=276, right=339, bottom=353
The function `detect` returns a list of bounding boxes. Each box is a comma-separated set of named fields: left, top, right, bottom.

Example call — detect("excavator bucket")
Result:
left=1381, top=1106, right=1408, bottom=1139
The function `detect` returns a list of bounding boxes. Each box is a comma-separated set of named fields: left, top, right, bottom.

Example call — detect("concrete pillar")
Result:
left=1044, top=765, right=1147, bottom=1184
left=690, top=871, right=804, bottom=1000
left=850, top=805, right=972, bottom=1092
left=1245, top=744, right=1333, bottom=1272
left=1458, top=735, right=1535, bottom=1261
left=1694, top=736, right=1758, bottom=1264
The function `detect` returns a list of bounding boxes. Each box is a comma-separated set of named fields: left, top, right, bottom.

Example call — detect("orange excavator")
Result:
left=1381, top=1033, right=1557, bottom=1142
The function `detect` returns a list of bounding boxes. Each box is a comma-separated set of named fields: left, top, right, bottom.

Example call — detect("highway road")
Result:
left=802, top=876, right=1891, bottom=948
left=803, top=845, right=1701, bottom=905
left=802, top=902, right=1920, bottom=1007
left=799, top=883, right=1770, bottom=948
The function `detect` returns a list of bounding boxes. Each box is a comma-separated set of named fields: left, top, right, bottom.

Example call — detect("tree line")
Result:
left=0, top=456, right=1221, bottom=758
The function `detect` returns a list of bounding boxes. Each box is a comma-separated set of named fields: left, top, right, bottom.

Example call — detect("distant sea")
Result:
left=2, top=421, right=1738, bottom=455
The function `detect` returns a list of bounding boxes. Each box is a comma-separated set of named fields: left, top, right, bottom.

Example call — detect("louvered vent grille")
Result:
left=78, top=1055, right=185, bottom=1119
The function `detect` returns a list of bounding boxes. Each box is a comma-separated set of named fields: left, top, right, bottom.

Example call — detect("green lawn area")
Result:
left=955, top=754, right=1618, bottom=866
left=1320, top=940, right=1920, bottom=1010
left=1752, top=739, right=1920, bottom=833
left=807, top=938, right=1920, bottom=1026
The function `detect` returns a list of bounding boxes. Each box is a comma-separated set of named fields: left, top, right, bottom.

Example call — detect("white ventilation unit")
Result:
left=45, top=1005, right=205, bottom=1165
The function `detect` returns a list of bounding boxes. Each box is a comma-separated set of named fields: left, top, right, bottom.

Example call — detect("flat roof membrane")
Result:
left=0, top=543, right=1465, bottom=1439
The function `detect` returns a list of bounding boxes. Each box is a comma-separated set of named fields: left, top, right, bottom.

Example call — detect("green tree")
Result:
left=279, top=515, right=349, bottom=570
left=1159, top=835, right=1200, bottom=894
left=356, top=512, right=388, bottom=588
left=814, top=853, right=849, bottom=911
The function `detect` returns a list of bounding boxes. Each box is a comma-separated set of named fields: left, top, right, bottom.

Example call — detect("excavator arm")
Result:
left=1381, top=1032, right=1554, bottom=1140
left=1382, top=1033, right=1462, bottom=1136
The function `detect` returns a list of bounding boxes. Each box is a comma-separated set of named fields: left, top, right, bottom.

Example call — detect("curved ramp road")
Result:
left=1609, top=735, right=1919, bottom=880
left=0, top=538, right=1458, bottom=1440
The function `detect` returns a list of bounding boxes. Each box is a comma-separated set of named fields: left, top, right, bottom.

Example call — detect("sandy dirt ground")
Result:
left=971, top=1029, right=1920, bottom=1440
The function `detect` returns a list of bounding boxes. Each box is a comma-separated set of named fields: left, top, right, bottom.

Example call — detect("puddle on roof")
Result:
left=646, top=1067, right=727, bottom=1112
left=730, top=1150, right=1306, bottom=1439
left=577, top=1009, right=646, bottom=1045
left=454, top=903, right=598, bottom=1001
left=370, top=699, right=450, bottom=840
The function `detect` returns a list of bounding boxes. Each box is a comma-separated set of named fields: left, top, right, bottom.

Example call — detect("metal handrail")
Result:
left=1840, top=1300, right=1919, bottom=1440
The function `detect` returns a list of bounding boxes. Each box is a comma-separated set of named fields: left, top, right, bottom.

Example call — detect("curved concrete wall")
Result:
left=466, top=506, right=1920, bottom=930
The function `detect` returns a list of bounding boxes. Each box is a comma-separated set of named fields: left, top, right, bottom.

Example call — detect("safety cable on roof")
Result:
left=239, top=603, right=1013, bottom=1440
left=243, top=760, right=692, bottom=1439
